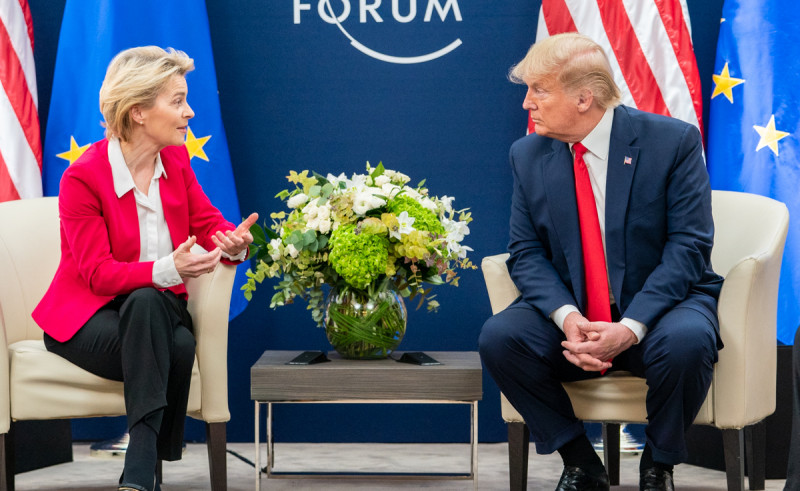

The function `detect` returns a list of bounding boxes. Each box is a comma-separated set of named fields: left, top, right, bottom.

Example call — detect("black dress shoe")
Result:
left=640, top=467, right=674, bottom=491
left=556, top=465, right=610, bottom=491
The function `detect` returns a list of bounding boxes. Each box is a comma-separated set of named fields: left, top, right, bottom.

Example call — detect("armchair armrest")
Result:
left=481, top=254, right=520, bottom=315
left=185, top=263, right=237, bottom=423
left=712, top=220, right=788, bottom=427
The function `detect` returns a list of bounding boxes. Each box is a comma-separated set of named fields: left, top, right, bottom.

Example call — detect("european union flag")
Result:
left=707, top=0, right=800, bottom=344
left=43, top=0, right=249, bottom=319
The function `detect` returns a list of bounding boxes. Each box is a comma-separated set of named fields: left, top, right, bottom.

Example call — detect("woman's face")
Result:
left=137, top=75, right=194, bottom=148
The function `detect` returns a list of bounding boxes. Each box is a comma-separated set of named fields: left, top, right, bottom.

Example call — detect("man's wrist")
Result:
left=551, top=304, right=580, bottom=331
left=619, top=317, right=648, bottom=344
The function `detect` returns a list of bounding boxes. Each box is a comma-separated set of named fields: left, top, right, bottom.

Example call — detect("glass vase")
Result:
left=324, top=287, right=407, bottom=359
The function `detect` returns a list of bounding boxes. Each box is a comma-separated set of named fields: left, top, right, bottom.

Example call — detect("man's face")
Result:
left=522, top=75, right=581, bottom=142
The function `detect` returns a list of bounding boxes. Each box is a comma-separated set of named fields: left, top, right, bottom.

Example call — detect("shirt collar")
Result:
left=570, top=107, right=615, bottom=161
left=108, top=138, right=167, bottom=198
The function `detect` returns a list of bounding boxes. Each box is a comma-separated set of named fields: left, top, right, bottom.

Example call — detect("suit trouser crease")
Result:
left=478, top=300, right=717, bottom=465
left=44, top=287, right=195, bottom=461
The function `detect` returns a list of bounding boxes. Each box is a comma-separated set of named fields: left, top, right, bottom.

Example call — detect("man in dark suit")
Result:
left=479, top=33, right=724, bottom=491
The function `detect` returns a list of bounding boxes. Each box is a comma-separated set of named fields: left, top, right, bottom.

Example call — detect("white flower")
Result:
left=326, top=172, right=349, bottom=188
left=419, top=197, right=437, bottom=212
left=374, top=175, right=390, bottom=187
left=316, top=204, right=332, bottom=234
left=286, top=244, right=299, bottom=258
left=390, top=211, right=416, bottom=240
left=402, top=187, right=422, bottom=200
left=349, top=173, right=369, bottom=189
left=385, top=169, right=411, bottom=184
left=269, top=239, right=282, bottom=261
left=352, top=191, right=385, bottom=215
left=381, top=183, right=401, bottom=199
left=287, top=193, right=309, bottom=209
left=443, top=218, right=470, bottom=243
left=439, top=195, right=455, bottom=214
left=450, top=243, right=473, bottom=259
left=318, top=217, right=332, bottom=234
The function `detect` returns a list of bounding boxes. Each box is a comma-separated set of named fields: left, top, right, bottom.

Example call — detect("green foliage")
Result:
left=241, top=162, right=475, bottom=326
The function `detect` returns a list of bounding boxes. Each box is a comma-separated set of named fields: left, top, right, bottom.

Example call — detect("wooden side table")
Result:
left=251, top=350, right=483, bottom=489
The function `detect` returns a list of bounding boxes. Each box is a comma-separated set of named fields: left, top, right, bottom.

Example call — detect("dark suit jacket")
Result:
left=507, top=105, right=724, bottom=346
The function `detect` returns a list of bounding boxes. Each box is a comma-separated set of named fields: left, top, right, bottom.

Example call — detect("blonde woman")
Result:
left=33, top=46, right=256, bottom=491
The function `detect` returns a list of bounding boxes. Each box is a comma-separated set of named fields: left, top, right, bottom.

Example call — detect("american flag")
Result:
left=0, top=0, right=42, bottom=202
left=531, top=0, right=703, bottom=136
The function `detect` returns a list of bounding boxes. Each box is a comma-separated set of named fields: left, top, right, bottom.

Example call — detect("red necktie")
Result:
left=573, top=142, right=612, bottom=324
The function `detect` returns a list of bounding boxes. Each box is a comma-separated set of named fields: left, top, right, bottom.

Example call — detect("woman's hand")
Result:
left=211, top=212, right=259, bottom=258
left=173, top=236, right=222, bottom=278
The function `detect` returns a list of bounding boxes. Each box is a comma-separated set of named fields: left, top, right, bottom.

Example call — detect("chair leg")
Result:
left=722, top=428, right=745, bottom=491
left=155, top=459, right=162, bottom=485
left=206, top=422, right=227, bottom=491
left=745, top=421, right=766, bottom=490
left=602, top=423, right=620, bottom=486
left=0, top=426, right=14, bottom=491
left=507, top=422, right=529, bottom=491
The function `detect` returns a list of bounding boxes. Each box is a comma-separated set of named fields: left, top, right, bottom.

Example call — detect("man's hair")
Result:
left=509, top=32, right=621, bottom=109
left=99, top=46, right=195, bottom=141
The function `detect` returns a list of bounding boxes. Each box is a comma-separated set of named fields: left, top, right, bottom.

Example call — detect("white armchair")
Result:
left=0, top=197, right=236, bottom=490
left=481, top=190, right=790, bottom=491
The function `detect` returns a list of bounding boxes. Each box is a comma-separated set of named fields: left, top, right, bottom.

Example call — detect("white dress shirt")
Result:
left=108, top=139, right=244, bottom=289
left=549, top=108, right=648, bottom=343
left=109, top=138, right=184, bottom=288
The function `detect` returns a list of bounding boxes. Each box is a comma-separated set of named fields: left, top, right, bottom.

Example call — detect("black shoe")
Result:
left=556, top=465, right=610, bottom=491
left=640, top=467, right=674, bottom=491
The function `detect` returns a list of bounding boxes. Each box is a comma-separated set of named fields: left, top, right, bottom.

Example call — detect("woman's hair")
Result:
left=509, top=32, right=621, bottom=109
left=99, top=46, right=194, bottom=141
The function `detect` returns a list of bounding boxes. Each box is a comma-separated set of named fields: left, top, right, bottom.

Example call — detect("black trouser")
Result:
left=44, top=288, right=196, bottom=461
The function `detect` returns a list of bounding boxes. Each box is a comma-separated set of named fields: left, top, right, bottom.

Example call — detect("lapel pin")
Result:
left=623, top=156, right=632, bottom=165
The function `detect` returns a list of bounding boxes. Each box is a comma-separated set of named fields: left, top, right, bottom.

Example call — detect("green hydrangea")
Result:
left=386, top=195, right=444, bottom=235
left=329, top=224, right=389, bottom=289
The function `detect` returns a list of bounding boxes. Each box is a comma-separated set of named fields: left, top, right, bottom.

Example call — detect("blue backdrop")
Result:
left=29, top=0, right=726, bottom=444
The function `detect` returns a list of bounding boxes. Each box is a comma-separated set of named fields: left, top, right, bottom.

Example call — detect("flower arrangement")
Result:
left=243, top=162, right=475, bottom=327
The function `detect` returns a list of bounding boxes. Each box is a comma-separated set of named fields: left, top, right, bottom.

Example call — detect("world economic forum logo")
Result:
left=293, top=0, right=462, bottom=64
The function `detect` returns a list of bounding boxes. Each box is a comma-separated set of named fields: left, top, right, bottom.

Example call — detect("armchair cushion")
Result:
left=9, top=339, right=201, bottom=420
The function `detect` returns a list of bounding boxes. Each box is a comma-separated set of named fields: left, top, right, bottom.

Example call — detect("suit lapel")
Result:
left=543, top=141, right=586, bottom=309
left=605, top=106, right=638, bottom=303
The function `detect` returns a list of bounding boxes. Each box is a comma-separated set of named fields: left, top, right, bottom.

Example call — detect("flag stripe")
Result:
left=0, top=0, right=38, bottom=106
left=17, top=0, right=34, bottom=52
left=0, top=16, right=42, bottom=167
left=561, top=0, right=637, bottom=108
left=0, top=150, right=22, bottom=202
left=0, top=80, right=41, bottom=198
left=533, top=0, right=703, bottom=136
left=541, top=0, right=577, bottom=34
left=620, top=0, right=700, bottom=131
left=0, top=0, right=41, bottom=202
left=652, top=0, right=704, bottom=133
left=595, top=0, right=671, bottom=116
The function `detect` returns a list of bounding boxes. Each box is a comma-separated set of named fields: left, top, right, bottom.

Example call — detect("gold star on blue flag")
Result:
left=42, top=0, right=249, bottom=321
left=707, top=0, right=800, bottom=344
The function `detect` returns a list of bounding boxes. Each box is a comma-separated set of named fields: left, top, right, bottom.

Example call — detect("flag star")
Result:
left=711, top=62, right=745, bottom=103
left=56, top=136, right=90, bottom=165
left=184, top=127, right=211, bottom=161
left=753, top=115, right=791, bottom=156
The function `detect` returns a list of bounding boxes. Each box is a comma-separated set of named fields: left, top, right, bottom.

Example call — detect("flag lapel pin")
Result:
left=623, top=156, right=632, bottom=165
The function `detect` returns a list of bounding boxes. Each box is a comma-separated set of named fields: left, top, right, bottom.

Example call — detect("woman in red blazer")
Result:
left=32, top=46, right=256, bottom=491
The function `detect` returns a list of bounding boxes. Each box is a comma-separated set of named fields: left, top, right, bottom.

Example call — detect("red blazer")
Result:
left=33, top=139, right=237, bottom=342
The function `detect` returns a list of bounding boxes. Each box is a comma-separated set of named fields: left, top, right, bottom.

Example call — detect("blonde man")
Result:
left=480, top=33, right=723, bottom=491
